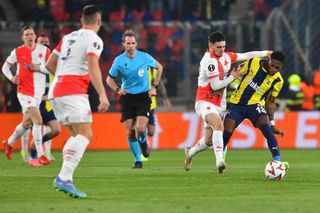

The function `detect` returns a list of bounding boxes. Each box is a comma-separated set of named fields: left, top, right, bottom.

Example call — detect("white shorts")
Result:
left=195, top=101, right=225, bottom=128
left=17, top=93, right=42, bottom=113
left=50, top=95, right=92, bottom=125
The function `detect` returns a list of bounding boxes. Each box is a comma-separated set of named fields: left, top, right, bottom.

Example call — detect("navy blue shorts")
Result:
left=225, top=103, right=268, bottom=127
left=148, top=109, right=155, bottom=126
left=40, top=100, right=57, bottom=125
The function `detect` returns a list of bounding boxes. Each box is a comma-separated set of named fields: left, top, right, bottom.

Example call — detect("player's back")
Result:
left=56, top=28, right=102, bottom=76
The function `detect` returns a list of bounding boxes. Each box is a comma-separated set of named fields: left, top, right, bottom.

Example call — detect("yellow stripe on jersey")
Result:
left=148, top=67, right=157, bottom=110
left=230, top=58, right=284, bottom=106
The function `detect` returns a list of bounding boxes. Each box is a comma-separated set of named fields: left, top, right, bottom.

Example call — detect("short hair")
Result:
left=82, top=5, right=101, bottom=24
left=271, top=51, right=285, bottom=63
left=208, top=31, right=226, bottom=43
left=20, top=25, right=34, bottom=35
left=122, top=29, right=136, bottom=42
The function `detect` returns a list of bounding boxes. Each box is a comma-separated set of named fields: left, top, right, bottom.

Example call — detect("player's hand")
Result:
left=271, top=125, right=284, bottom=137
left=42, top=95, right=48, bottom=101
left=230, top=67, right=241, bottom=80
left=29, top=63, right=40, bottom=72
left=267, top=50, right=273, bottom=57
left=117, top=88, right=127, bottom=96
left=149, top=87, right=157, bottom=97
left=11, top=75, right=19, bottom=84
left=97, top=96, right=110, bottom=113
left=163, top=98, right=172, bottom=108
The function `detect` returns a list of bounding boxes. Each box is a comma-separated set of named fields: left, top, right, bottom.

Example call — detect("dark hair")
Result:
left=271, top=51, right=285, bottom=63
left=20, top=25, right=34, bottom=34
left=208, top=31, right=226, bottom=43
left=82, top=5, right=101, bottom=24
left=122, top=29, right=136, bottom=42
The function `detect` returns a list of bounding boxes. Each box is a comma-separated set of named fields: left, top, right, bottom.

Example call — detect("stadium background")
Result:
left=0, top=0, right=319, bottom=149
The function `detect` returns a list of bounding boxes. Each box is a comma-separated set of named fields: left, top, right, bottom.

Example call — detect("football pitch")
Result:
left=0, top=149, right=319, bottom=213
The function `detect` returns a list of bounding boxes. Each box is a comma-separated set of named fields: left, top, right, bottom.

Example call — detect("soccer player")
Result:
left=46, top=5, right=109, bottom=198
left=223, top=51, right=289, bottom=169
left=1, top=25, right=51, bottom=165
left=106, top=29, right=163, bottom=169
left=184, top=31, right=272, bottom=173
left=23, top=34, right=61, bottom=166
left=141, top=66, right=171, bottom=161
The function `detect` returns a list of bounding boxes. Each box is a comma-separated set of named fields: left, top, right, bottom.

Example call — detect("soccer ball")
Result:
left=264, top=161, right=286, bottom=180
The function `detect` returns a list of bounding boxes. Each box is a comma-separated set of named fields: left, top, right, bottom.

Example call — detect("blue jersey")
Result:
left=109, top=50, right=157, bottom=94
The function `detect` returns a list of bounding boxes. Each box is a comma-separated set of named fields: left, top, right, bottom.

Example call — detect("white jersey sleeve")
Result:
left=86, top=35, right=103, bottom=58
left=6, top=49, right=17, bottom=65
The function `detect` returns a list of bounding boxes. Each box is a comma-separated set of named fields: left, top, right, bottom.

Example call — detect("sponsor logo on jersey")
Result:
left=208, top=64, right=215, bottom=72
left=246, top=77, right=263, bottom=93
left=138, top=69, right=144, bottom=77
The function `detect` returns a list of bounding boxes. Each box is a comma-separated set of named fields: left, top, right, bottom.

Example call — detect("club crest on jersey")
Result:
left=208, top=64, right=215, bottom=72
left=265, top=80, right=271, bottom=85
left=138, top=69, right=144, bottom=77
left=93, top=42, right=101, bottom=50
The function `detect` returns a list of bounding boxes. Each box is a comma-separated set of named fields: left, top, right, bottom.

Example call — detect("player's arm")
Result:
left=149, top=61, right=163, bottom=96
left=45, top=52, right=59, bottom=75
left=87, top=54, right=110, bottom=112
left=2, top=50, right=19, bottom=84
left=236, top=50, right=272, bottom=61
left=266, top=95, right=284, bottom=136
left=208, top=61, right=240, bottom=90
left=158, top=80, right=172, bottom=107
left=2, top=61, right=18, bottom=84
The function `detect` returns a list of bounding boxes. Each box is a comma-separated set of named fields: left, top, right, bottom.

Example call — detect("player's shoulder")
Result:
left=201, top=52, right=218, bottom=64
left=113, top=52, right=126, bottom=64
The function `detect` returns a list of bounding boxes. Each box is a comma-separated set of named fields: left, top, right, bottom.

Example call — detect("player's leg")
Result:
left=124, top=119, right=143, bottom=168
left=223, top=105, right=245, bottom=161
left=28, top=106, right=50, bottom=165
left=255, top=115, right=281, bottom=161
left=206, top=112, right=226, bottom=173
left=44, top=119, right=61, bottom=161
left=54, top=123, right=90, bottom=198
left=184, top=128, right=212, bottom=171
left=136, top=116, right=149, bottom=158
left=3, top=115, right=31, bottom=160
left=20, top=128, right=30, bottom=162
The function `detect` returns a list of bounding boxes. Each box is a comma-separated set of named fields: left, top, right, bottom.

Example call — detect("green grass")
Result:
left=0, top=150, right=319, bottom=213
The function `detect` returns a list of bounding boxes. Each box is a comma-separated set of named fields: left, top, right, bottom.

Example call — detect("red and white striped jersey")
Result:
left=6, top=44, right=50, bottom=98
left=196, top=51, right=238, bottom=108
left=49, top=28, right=103, bottom=98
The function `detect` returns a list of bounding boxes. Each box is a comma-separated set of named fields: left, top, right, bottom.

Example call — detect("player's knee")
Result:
left=148, top=131, right=154, bottom=137
left=136, top=126, right=146, bottom=136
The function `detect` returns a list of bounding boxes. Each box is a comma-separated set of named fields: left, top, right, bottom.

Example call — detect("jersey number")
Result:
left=61, top=39, right=76, bottom=60
left=256, top=105, right=267, bottom=114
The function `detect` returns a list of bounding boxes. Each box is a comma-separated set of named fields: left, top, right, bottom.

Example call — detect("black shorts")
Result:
left=119, top=92, right=151, bottom=122
left=148, top=109, right=155, bottom=126
left=40, top=100, right=57, bottom=125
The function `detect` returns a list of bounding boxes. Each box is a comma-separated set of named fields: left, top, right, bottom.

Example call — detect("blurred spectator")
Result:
left=313, top=66, right=320, bottom=109
left=300, top=81, right=314, bottom=111
left=285, top=74, right=304, bottom=111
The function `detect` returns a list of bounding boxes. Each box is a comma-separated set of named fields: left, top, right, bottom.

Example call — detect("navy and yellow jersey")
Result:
left=148, top=67, right=157, bottom=110
left=230, top=58, right=284, bottom=106
left=44, top=73, right=54, bottom=111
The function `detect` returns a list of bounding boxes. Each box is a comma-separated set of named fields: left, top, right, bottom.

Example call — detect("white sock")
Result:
left=212, top=130, right=224, bottom=166
left=8, top=123, right=27, bottom=146
left=189, top=137, right=208, bottom=158
left=21, top=129, right=30, bottom=153
left=59, top=135, right=89, bottom=181
left=44, top=126, right=52, bottom=153
left=32, top=124, right=44, bottom=157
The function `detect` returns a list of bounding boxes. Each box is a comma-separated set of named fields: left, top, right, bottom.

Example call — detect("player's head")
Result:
left=268, top=51, right=285, bottom=75
left=21, top=25, right=36, bottom=47
left=36, top=34, right=50, bottom=48
left=81, top=5, right=102, bottom=32
left=122, top=29, right=137, bottom=57
left=208, top=31, right=226, bottom=57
